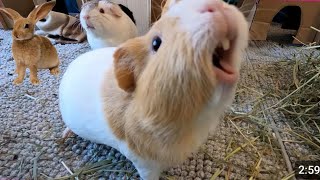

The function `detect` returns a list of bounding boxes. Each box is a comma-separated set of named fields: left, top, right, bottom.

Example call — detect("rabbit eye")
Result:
left=24, top=24, right=29, bottom=29
left=99, top=8, right=105, bottom=13
left=152, top=36, right=162, bottom=52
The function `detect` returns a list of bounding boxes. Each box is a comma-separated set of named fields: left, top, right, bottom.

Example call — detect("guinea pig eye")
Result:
left=24, top=24, right=29, bottom=29
left=152, top=36, right=162, bottom=52
left=99, top=8, right=105, bottom=13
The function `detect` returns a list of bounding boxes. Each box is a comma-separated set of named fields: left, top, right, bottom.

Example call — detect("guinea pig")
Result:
left=80, top=0, right=138, bottom=49
left=59, top=0, right=249, bottom=179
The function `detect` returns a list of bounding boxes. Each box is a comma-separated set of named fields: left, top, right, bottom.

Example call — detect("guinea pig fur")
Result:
left=80, top=0, right=138, bottom=49
left=59, top=0, right=249, bottom=179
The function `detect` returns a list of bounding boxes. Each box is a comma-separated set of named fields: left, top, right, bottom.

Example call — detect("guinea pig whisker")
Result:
left=101, top=16, right=110, bottom=22
left=72, top=2, right=81, bottom=13
left=86, top=15, right=99, bottom=19
left=81, top=0, right=98, bottom=9
left=238, top=2, right=256, bottom=11
left=84, top=16, right=100, bottom=23
left=241, top=8, right=279, bottom=14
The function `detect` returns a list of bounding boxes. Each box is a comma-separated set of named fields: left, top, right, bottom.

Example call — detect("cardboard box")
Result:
left=240, top=0, right=320, bottom=44
left=0, top=0, right=35, bottom=29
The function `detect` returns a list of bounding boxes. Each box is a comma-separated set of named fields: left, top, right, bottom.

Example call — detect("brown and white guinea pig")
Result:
left=59, top=0, right=248, bottom=179
left=80, top=0, right=138, bottom=49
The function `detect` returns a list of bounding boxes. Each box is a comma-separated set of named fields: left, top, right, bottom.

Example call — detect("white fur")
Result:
left=59, top=48, right=115, bottom=145
left=59, top=48, right=163, bottom=179
left=166, top=0, right=248, bottom=60
left=80, top=1, right=138, bottom=50
left=86, top=33, right=116, bottom=49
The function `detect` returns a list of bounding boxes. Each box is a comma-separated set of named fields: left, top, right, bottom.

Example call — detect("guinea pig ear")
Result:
left=161, top=0, right=181, bottom=15
left=118, top=4, right=136, bottom=24
left=0, top=8, right=22, bottom=21
left=28, top=1, right=56, bottom=23
left=107, top=3, right=122, bottom=17
left=113, top=47, right=135, bottom=92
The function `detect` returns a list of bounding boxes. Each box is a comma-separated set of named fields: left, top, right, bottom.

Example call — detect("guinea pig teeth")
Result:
left=221, top=39, right=230, bottom=51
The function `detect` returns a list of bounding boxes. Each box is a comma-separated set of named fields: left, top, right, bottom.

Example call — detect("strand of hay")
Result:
left=61, top=161, right=79, bottom=180
left=47, top=160, right=131, bottom=180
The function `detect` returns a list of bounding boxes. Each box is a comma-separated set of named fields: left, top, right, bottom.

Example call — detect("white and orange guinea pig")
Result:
left=80, top=0, right=138, bottom=49
left=59, top=0, right=248, bottom=179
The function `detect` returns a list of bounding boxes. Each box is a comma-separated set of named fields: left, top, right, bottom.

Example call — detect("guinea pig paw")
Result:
left=30, top=78, right=40, bottom=85
left=13, top=78, right=23, bottom=85
left=49, top=67, right=60, bottom=76
left=62, top=127, right=74, bottom=139
left=56, top=128, right=75, bottom=144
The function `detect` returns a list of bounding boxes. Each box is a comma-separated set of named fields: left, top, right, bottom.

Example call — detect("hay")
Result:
left=48, top=160, right=133, bottom=180
left=220, top=27, right=320, bottom=179
left=229, top=50, right=320, bottom=174
left=274, top=51, right=320, bottom=149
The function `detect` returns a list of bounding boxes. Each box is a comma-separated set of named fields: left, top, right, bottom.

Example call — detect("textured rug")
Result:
left=0, top=28, right=318, bottom=179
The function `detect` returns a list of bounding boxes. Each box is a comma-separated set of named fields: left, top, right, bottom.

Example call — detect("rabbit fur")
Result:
left=0, top=1, right=60, bottom=85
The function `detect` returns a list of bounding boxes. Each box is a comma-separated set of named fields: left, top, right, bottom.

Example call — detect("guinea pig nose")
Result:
left=202, top=7, right=215, bottom=13
left=200, top=0, right=223, bottom=13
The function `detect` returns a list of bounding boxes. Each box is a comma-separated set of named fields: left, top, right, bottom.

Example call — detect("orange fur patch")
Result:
left=113, top=48, right=135, bottom=92
left=103, top=37, right=149, bottom=139
left=103, top=18, right=219, bottom=165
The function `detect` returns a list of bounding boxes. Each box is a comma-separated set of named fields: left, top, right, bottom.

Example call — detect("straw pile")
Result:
left=228, top=27, right=320, bottom=178
left=275, top=51, right=320, bottom=149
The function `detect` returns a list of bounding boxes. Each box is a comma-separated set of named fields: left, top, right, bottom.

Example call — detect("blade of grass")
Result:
left=211, top=168, right=223, bottom=180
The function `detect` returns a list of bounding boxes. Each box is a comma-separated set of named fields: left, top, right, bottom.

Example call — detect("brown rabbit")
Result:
left=0, top=1, right=60, bottom=85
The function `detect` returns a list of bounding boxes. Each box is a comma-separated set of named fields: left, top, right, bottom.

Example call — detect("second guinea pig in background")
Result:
left=80, top=0, right=138, bottom=50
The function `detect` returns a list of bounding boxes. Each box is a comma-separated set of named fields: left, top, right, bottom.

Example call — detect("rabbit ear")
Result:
left=113, top=47, right=135, bottom=92
left=0, top=8, right=22, bottom=21
left=161, top=0, right=181, bottom=15
left=28, top=1, right=56, bottom=23
left=107, top=3, right=122, bottom=17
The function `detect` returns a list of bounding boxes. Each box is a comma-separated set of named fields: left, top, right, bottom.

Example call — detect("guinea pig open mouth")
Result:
left=86, top=23, right=95, bottom=29
left=212, top=39, right=237, bottom=83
